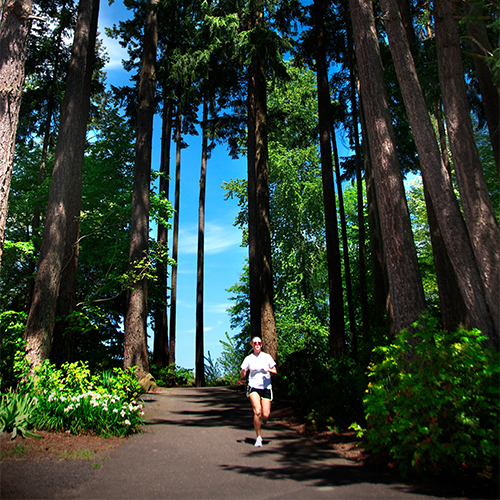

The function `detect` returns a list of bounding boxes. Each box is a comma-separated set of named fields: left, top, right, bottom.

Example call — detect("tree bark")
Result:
left=247, top=2, right=277, bottom=361
left=0, top=0, right=33, bottom=270
left=350, top=0, right=427, bottom=337
left=153, top=96, right=172, bottom=368
left=168, top=106, right=181, bottom=366
left=51, top=0, right=99, bottom=367
left=314, top=0, right=345, bottom=357
left=347, top=27, right=370, bottom=344
left=360, top=97, right=390, bottom=333
left=332, top=133, right=357, bottom=359
left=124, top=0, right=159, bottom=378
left=195, top=95, right=208, bottom=387
left=380, top=0, right=491, bottom=337
left=24, top=0, right=99, bottom=369
left=464, top=1, right=499, bottom=175
left=247, top=48, right=261, bottom=343
left=434, top=0, right=500, bottom=344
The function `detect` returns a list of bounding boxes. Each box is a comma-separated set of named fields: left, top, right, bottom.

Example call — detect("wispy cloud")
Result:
left=205, top=303, right=231, bottom=314
left=179, top=222, right=242, bottom=255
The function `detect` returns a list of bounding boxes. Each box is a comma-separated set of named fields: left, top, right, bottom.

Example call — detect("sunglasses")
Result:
left=253, top=341, right=262, bottom=345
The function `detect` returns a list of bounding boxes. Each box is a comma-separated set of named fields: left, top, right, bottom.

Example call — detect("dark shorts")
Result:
left=247, top=387, right=273, bottom=401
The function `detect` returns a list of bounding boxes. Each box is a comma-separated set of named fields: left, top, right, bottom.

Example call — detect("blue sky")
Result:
left=98, top=1, right=248, bottom=370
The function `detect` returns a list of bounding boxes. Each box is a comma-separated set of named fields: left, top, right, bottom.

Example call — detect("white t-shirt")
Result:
left=241, top=352, right=276, bottom=390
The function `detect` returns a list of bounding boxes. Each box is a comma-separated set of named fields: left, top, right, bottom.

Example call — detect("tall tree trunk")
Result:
left=196, top=96, right=208, bottom=387
left=247, top=1, right=277, bottom=360
left=25, top=99, right=53, bottom=311
left=124, top=0, right=159, bottom=378
left=381, top=0, right=484, bottom=336
left=359, top=98, right=391, bottom=334
left=347, top=28, right=370, bottom=344
left=24, top=0, right=98, bottom=369
left=434, top=0, right=500, bottom=344
left=169, top=106, right=182, bottom=366
left=0, top=0, right=33, bottom=270
left=51, top=0, right=99, bottom=367
left=247, top=48, right=260, bottom=343
left=350, top=0, right=427, bottom=337
left=422, top=179, right=468, bottom=331
left=153, top=96, right=172, bottom=368
left=464, top=1, right=499, bottom=175
left=360, top=97, right=390, bottom=333
left=314, top=0, right=345, bottom=357
left=332, top=133, right=357, bottom=359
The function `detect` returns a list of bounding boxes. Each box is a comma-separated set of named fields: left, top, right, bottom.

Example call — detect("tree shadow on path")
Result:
left=143, top=387, right=493, bottom=499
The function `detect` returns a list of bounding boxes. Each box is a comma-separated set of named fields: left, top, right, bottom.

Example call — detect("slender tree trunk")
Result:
left=24, top=0, right=99, bottom=369
left=124, top=0, right=159, bottom=378
left=314, top=0, right=345, bottom=356
left=153, top=96, right=172, bottom=368
left=347, top=28, right=370, bottom=344
left=350, top=0, right=426, bottom=337
left=169, top=106, right=182, bottom=366
left=196, top=96, right=208, bottom=387
left=434, top=0, right=500, bottom=344
left=381, top=0, right=496, bottom=341
left=0, top=0, right=33, bottom=270
left=464, top=1, right=499, bottom=175
left=332, top=133, right=357, bottom=359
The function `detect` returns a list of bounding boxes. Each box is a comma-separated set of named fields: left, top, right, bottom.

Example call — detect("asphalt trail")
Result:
left=54, top=386, right=452, bottom=500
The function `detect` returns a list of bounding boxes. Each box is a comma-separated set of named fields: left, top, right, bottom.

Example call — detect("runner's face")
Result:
left=251, top=338, right=262, bottom=354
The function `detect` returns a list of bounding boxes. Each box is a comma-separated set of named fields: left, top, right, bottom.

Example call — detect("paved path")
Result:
left=50, top=386, right=452, bottom=500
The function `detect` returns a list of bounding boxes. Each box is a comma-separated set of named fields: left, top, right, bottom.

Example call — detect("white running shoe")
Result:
left=255, top=436, right=263, bottom=447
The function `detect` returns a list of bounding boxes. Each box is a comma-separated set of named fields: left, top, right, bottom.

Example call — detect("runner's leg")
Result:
left=249, top=392, right=262, bottom=437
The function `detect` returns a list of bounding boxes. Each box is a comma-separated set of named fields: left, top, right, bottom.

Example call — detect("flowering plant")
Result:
left=20, top=360, right=144, bottom=437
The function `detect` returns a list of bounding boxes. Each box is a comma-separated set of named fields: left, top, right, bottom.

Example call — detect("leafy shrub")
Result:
left=150, top=364, right=194, bottom=387
left=16, top=360, right=144, bottom=437
left=363, top=317, right=499, bottom=483
left=0, top=390, right=42, bottom=440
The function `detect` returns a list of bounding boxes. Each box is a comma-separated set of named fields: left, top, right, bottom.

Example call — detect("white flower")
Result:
left=120, top=410, right=126, bottom=418
left=124, top=419, right=131, bottom=426
left=113, top=409, right=118, bottom=413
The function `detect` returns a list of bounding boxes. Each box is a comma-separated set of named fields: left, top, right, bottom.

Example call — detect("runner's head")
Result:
left=251, top=337, right=262, bottom=354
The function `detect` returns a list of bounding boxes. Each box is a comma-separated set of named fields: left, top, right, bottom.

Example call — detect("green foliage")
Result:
left=363, top=317, right=499, bottom=482
left=0, top=311, right=28, bottom=391
left=150, top=365, right=195, bottom=387
left=204, top=351, right=223, bottom=386
left=14, top=360, right=145, bottom=437
left=0, top=390, right=42, bottom=440
left=217, top=332, right=247, bottom=385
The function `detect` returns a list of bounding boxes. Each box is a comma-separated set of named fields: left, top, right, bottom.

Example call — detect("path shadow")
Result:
left=142, top=387, right=496, bottom=499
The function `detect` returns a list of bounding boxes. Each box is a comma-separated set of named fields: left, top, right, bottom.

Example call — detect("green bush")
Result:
left=150, top=364, right=194, bottom=387
left=363, top=317, right=499, bottom=482
left=15, top=360, right=145, bottom=437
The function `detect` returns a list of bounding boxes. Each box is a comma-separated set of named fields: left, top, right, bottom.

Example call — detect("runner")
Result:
left=240, top=337, right=277, bottom=447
